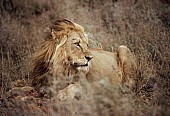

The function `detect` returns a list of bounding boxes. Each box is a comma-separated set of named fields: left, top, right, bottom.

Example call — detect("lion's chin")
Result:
left=71, top=62, right=91, bottom=74
left=76, top=66, right=89, bottom=74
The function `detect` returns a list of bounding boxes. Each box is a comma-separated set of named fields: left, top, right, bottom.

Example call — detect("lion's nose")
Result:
left=85, top=55, right=93, bottom=61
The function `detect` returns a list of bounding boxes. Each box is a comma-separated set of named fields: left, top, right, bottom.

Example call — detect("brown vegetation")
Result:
left=0, top=0, right=170, bottom=116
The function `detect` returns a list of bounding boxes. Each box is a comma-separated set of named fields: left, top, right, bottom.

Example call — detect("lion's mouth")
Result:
left=71, top=62, right=90, bottom=73
left=73, top=63, right=89, bottom=67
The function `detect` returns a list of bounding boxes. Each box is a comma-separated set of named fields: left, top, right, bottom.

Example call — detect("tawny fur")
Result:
left=30, top=19, right=137, bottom=91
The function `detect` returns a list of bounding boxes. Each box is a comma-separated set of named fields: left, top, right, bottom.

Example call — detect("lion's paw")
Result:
left=57, top=90, right=69, bottom=101
left=57, top=83, right=82, bottom=101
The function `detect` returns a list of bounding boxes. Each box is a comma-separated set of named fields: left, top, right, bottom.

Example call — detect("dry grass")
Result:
left=0, top=0, right=170, bottom=115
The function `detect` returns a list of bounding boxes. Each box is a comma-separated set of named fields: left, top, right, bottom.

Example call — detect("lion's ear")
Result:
left=51, top=29, right=66, bottom=45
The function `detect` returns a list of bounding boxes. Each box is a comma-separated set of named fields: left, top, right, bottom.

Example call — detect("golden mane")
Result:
left=30, top=19, right=85, bottom=88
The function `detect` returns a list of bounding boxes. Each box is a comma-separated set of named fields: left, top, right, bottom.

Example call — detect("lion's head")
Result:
left=51, top=19, right=93, bottom=73
left=31, top=19, right=93, bottom=88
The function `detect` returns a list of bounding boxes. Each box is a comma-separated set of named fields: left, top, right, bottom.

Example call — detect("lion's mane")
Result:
left=30, top=19, right=85, bottom=89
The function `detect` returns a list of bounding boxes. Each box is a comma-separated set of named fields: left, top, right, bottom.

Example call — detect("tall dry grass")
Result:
left=0, top=0, right=169, bottom=115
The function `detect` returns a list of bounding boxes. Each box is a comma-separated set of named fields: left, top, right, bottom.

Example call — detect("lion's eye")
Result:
left=74, top=42, right=81, bottom=49
left=76, top=43, right=81, bottom=47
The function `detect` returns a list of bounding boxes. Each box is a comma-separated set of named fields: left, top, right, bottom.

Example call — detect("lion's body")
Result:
left=87, top=49, right=123, bottom=85
left=30, top=19, right=137, bottom=96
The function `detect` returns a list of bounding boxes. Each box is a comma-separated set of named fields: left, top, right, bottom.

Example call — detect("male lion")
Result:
left=30, top=19, right=136, bottom=100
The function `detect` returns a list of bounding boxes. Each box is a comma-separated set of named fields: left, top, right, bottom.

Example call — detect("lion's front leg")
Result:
left=57, top=83, right=82, bottom=101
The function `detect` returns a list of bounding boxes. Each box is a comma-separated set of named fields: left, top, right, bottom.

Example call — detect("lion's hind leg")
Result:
left=117, top=45, right=137, bottom=88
